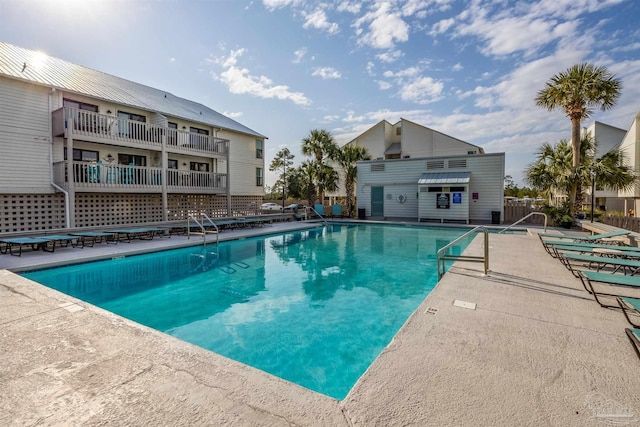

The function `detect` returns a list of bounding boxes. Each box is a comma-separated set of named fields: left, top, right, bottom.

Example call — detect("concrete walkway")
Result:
left=1, top=224, right=639, bottom=426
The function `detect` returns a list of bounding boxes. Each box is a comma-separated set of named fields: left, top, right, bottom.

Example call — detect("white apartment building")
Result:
left=0, top=42, right=267, bottom=233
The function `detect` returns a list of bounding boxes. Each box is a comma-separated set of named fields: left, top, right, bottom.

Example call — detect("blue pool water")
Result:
left=22, top=223, right=473, bottom=399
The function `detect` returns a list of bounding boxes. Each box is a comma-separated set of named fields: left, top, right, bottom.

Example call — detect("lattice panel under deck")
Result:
left=75, top=193, right=164, bottom=227
left=167, top=195, right=262, bottom=219
left=0, top=194, right=66, bottom=233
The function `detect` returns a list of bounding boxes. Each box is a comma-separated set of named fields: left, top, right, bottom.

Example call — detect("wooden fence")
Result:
left=503, top=202, right=546, bottom=224
left=602, top=215, right=640, bottom=233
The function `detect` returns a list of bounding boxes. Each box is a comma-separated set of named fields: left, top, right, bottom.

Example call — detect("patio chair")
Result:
left=331, top=204, right=343, bottom=218
left=617, top=297, right=640, bottom=328
left=538, top=230, right=630, bottom=242
left=578, top=270, right=640, bottom=308
left=0, top=237, right=50, bottom=256
left=625, top=328, right=640, bottom=360
left=558, top=252, right=640, bottom=278
left=313, top=204, right=325, bottom=216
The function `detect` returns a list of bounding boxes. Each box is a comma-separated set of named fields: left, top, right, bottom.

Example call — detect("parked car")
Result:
left=283, top=203, right=306, bottom=213
left=261, top=202, right=283, bottom=212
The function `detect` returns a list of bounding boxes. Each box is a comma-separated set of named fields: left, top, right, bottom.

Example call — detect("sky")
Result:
left=1, top=0, right=639, bottom=188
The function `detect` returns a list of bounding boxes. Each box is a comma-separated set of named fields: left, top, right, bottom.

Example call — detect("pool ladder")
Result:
left=437, top=226, right=489, bottom=281
left=188, top=213, right=219, bottom=247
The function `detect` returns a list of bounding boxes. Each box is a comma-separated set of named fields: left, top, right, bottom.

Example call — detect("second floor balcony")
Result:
left=52, top=107, right=229, bottom=157
left=53, top=161, right=227, bottom=194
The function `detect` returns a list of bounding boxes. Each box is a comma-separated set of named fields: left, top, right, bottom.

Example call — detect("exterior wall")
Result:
left=221, top=130, right=264, bottom=196
left=401, top=120, right=480, bottom=158
left=351, top=121, right=387, bottom=159
left=356, top=153, right=505, bottom=223
left=0, top=77, right=54, bottom=193
left=617, top=113, right=640, bottom=198
left=585, top=121, right=626, bottom=157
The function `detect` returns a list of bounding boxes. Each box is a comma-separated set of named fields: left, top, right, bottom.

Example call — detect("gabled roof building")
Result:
left=0, top=42, right=267, bottom=232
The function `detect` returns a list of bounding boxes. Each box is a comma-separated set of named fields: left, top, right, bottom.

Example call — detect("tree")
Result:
left=525, top=134, right=636, bottom=209
left=535, top=63, right=622, bottom=213
left=301, top=129, right=339, bottom=205
left=337, top=144, right=370, bottom=217
left=288, top=161, right=316, bottom=206
left=269, top=147, right=295, bottom=208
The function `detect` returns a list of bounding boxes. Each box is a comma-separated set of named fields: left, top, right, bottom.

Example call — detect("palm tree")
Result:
left=288, top=161, right=316, bottom=206
left=337, top=144, right=370, bottom=217
left=301, top=129, right=339, bottom=205
left=525, top=134, right=636, bottom=210
left=269, top=147, right=295, bottom=209
left=535, top=63, right=622, bottom=213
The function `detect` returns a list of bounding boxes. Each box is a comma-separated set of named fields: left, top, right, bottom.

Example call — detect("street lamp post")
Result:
left=590, top=169, right=596, bottom=223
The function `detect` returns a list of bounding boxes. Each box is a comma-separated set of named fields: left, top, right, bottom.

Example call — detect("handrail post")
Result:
left=437, top=225, right=489, bottom=280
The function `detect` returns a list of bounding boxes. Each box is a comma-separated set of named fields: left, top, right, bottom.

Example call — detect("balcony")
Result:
left=52, top=107, right=229, bottom=157
left=53, top=161, right=227, bottom=194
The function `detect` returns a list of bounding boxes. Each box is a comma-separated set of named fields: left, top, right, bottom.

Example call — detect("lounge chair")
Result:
left=625, top=328, right=640, bottom=360
left=558, top=252, right=640, bottom=278
left=542, top=240, right=640, bottom=258
left=538, top=230, right=630, bottom=242
left=110, top=227, right=169, bottom=243
left=313, top=204, right=325, bottom=216
left=0, top=237, right=50, bottom=256
left=38, top=235, right=84, bottom=251
left=331, top=204, right=343, bottom=218
left=70, top=231, right=117, bottom=246
left=578, top=270, right=640, bottom=308
left=617, top=297, right=640, bottom=327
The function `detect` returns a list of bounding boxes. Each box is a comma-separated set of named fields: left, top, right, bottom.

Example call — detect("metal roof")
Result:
left=418, top=172, right=471, bottom=184
left=0, top=42, right=265, bottom=138
left=384, top=143, right=401, bottom=155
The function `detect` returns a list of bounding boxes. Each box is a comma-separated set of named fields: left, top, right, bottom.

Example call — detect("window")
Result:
left=63, top=99, right=99, bottom=112
left=450, top=186, right=466, bottom=192
left=256, top=168, right=263, bottom=186
left=118, top=111, right=146, bottom=122
left=168, top=122, right=178, bottom=145
left=189, top=127, right=209, bottom=148
left=396, top=127, right=401, bottom=135
left=428, top=187, right=443, bottom=192
left=117, top=111, right=146, bottom=139
left=256, top=139, right=264, bottom=159
left=118, top=154, right=146, bottom=166
left=168, top=159, right=178, bottom=169
left=190, top=162, right=210, bottom=172
left=64, top=148, right=99, bottom=162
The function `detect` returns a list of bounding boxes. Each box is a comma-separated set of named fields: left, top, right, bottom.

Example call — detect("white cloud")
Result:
left=376, top=49, right=403, bottom=63
left=312, top=67, right=342, bottom=79
left=213, top=49, right=311, bottom=106
left=262, top=0, right=297, bottom=10
left=400, top=76, right=444, bottom=104
left=452, top=62, right=463, bottom=71
left=354, top=2, right=409, bottom=49
left=303, top=9, right=339, bottom=34
left=377, top=80, right=392, bottom=90
left=430, top=17, right=455, bottom=35
left=293, top=47, right=307, bottom=63
left=223, top=111, right=244, bottom=119
left=336, top=1, right=361, bottom=13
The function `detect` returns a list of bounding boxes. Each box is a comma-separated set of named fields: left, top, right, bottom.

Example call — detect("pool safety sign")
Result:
left=437, top=193, right=450, bottom=209
left=452, top=193, right=462, bottom=204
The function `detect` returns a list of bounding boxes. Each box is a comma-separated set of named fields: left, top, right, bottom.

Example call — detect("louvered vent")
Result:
left=371, top=163, right=385, bottom=172
left=448, top=159, right=467, bottom=168
left=426, top=160, right=445, bottom=169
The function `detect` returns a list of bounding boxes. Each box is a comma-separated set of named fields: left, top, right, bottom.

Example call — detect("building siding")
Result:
left=356, top=153, right=504, bottom=222
left=0, top=77, right=53, bottom=193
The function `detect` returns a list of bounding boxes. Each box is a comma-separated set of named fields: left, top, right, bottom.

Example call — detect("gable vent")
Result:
left=426, top=160, right=445, bottom=169
left=448, top=159, right=467, bottom=169
left=371, top=163, right=385, bottom=172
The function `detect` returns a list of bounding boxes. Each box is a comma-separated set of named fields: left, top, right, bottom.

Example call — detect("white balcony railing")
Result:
left=53, top=161, right=227, bottom=193
left=52, top=107, right=229, bottom=156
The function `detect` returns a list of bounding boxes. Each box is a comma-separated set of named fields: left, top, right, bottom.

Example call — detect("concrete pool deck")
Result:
left=1, top=222, right=639, bottom=426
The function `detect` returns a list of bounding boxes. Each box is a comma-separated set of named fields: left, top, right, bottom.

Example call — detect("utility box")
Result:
left=358, top=208, right=366, bottom=220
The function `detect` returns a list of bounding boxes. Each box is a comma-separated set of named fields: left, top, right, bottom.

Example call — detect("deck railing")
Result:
left=53, top=161, right=227, bottom=192
left=52, top=107, right=229, bottom=156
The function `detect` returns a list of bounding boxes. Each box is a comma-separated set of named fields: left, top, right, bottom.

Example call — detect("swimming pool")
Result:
left=22, top=223, right=474, bottom=400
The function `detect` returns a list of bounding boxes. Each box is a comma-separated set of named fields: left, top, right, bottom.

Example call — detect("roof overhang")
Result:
left=418, top=172, right=471, bottom=185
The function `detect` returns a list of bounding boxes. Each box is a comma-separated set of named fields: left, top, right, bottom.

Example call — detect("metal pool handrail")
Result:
left=187, top=214, right=219, bottom=247
left=308, top=206, right=329, bottom=227
left=498, top=212, right=547, bottom=234
left=437, top=226, right=489, bottom=281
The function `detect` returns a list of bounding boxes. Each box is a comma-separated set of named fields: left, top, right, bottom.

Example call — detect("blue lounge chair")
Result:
left=558, top=252, right=640, bottom=278
left=314, top=204, right=325, bottom=216
left=578, top=270, right=640, bottom=308
left=538, top=230, right=630, bottom=242
left=617, top=297, right=640, bottom=327
left=331, top=204, right=343, bottom=218
left=625, top=328, right=640, bottom=360
left=70, top=231, right=117, bottom=246
left=0, top=237, right=50, bottom=256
